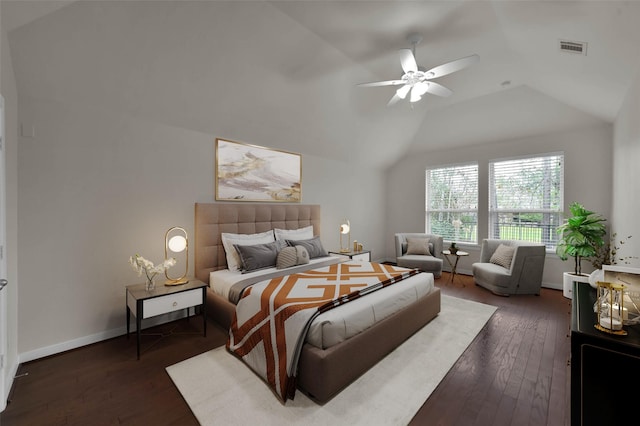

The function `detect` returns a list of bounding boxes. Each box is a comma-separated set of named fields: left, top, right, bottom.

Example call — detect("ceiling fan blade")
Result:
left=424, top=54, right=479, bottom=79
left=424, top=82, right=453, bottom=97
left=399, top=48, right=418, bottom=74
left=357, top=79, right=405, bottom=87
left=396, top=84, right=412, bottom=100
left=387, top=93, right=402, bottom=107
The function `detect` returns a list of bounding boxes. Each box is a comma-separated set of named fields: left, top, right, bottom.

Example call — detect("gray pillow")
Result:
left=234, top=241, right=281, bottom=273
left=404, top=238, right=433, bottom=256
left=277, top=246, right=310, bottom=269
left=286, top=236, right=328, bottom=259
left=402, top=242, right=434, bottom=256
left=490, top=244, right=515, bottom=269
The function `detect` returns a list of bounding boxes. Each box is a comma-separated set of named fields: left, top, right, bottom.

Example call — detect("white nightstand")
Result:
left=329, top=250, right=371, bottom=262
left=126, top=278, right=207, bottom=359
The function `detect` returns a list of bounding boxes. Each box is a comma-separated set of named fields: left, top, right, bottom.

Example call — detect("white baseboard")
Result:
left=542, top=281, right=562, bottom=290
left=3, top=358, right=19, bottom=410
left=19, top=310, right=188, bottom=364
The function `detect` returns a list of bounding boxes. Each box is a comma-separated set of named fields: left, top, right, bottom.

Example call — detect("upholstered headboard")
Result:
left=194, top=203, right=321, bottom=284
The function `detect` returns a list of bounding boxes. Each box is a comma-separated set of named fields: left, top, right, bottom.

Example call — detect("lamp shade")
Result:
left=164, top=226, right=189, bottom=285
left=396, top=85, right=411, bottom=100
left=409, top=88, right=422, bottom=103
left=340, top=222, right=350, bottom=234
left=168, top=235, right=187, bottom=253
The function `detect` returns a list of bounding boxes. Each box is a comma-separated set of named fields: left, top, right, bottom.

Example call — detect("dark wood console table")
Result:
left=570, top=281, right=640, bottom=425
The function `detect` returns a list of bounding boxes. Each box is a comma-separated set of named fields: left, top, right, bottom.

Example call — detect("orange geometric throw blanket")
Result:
left=226, top=261, right=420, bottom=402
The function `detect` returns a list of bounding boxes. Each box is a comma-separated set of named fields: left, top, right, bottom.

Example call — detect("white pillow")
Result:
left=274, top=225, right=314, bottom=241
left=221, top=230, right=275, bottom=271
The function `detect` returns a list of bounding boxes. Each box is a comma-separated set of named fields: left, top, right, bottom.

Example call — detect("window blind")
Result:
left=425, top=163, right=478, bottom=243
left=489, top=153, right=564, bottom=248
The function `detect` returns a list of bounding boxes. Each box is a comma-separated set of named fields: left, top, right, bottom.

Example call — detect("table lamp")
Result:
left=165, top=226, right=189, bottom=285
left=340, top=220, right=351, bottom=253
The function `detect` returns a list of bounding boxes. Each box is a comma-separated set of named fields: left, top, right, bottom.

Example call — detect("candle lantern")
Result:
left=595, top=281, right=627, bottom=336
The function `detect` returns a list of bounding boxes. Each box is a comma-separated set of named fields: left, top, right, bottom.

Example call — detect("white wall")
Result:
left=0, top=2, right=21, bottom=399
left=613, top=68, right=640, bottom=266
left=16, top=96, right=385, bottom=359
left=6, top=1, right=390, bottom=360
left=385, top=124, right=613, bottom=289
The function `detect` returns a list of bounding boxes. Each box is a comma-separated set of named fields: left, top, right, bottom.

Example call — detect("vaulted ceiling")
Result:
left=4, top=1, right=640, bottom=168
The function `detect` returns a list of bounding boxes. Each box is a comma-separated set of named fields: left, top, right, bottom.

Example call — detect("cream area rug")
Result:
left=166, top=295, right=497, bottom=425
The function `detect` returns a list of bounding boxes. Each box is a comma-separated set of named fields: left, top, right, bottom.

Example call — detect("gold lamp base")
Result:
left=339, top=248, right=350, bottom=253
left=594, top=324, right=628, bottom=336
left=165, top=278, right=189, bottom=286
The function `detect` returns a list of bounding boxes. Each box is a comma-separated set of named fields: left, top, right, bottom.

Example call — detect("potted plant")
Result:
left=556, top=202, right=607, bottom=298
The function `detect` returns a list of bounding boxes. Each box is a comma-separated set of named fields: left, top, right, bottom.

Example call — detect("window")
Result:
left=425, top=163, right=478, bottom=243
left=489, top=153, right=564, bottom=249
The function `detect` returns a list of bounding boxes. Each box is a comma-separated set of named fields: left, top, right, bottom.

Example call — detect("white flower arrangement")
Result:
left=129, top=254, right=176, bottom=285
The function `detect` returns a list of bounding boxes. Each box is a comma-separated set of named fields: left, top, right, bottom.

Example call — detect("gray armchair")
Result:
left=472, top=239, right=546, bottom=296
left=395, top=233, right=443, bottom=278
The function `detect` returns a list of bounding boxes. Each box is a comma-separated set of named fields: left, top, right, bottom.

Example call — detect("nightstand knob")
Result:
left=172, top=301, right=178, bottom=307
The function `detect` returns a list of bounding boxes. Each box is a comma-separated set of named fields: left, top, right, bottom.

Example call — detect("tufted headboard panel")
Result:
left=194, top=203, right=321, bottom=284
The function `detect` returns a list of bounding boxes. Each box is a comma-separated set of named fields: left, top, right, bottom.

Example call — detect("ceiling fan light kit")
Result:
left=358, top=33, right=479, bottom=106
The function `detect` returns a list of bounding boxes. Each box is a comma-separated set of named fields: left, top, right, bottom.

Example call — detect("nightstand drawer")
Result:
left=142, top=288, right=203, bottom=319
left=350, top=252, right=371, bottom=261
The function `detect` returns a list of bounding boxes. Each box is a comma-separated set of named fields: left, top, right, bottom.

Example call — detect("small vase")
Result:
left=145, top=277, right=156, bottom=291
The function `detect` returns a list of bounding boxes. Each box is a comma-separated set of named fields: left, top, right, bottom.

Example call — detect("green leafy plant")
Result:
left=556, top=202, right=607, bottom=275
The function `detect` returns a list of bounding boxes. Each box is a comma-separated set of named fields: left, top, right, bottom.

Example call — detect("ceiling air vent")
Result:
left=559, top=39, right=587, bottom=55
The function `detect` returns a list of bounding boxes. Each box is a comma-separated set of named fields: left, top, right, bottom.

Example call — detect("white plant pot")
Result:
left=563, top=272, right=590, bottom=299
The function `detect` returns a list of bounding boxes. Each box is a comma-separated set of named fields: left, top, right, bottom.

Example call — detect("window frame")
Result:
left=488, top=152, right=564, bottom=250
left=425, top=162, right=479, bottom=245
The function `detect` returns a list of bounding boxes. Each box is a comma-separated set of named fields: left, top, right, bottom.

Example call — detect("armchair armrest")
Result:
left=479, top=239, right=502, bottom=263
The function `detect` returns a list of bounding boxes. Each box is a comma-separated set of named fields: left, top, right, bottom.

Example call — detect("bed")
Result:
left=194, top=202, right=441, bottom=403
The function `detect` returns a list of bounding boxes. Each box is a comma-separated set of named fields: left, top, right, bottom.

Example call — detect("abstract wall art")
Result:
left=215, top=138, right=302, bottom=202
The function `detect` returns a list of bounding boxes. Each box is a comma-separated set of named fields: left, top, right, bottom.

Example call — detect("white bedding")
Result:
left=210, top=260, right=435, bottom=349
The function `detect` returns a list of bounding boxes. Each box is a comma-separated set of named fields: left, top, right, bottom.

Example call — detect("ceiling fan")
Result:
left=358, top=34, right=479, bottom=106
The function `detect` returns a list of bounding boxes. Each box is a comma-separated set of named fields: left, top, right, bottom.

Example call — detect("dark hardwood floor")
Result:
left=1, top=273, right=571, bottom=425
left=410, top=274, right=571, bottom=426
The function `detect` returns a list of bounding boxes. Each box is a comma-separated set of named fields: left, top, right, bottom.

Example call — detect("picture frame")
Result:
left=215, top=138, right=302, bottom=202
left=602, top=265, right=640, bottom=291
left=602, top=264, right=640, bottom=320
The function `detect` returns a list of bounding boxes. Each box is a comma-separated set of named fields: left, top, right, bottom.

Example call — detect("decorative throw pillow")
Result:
left=490, top=244, right=515, bottom=269
left=405, top=237, right=431, bottom=256
left=234, top=241, right=281, bottom=273
left=286, top=236, right=328, bottom=259
left=276, top=246, right=310, bottom=269
left=274, top=225, right=314, bottom=241
left=221, top=230, right=275, bottom=271
left=402, top=242, right=434, bottom=256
